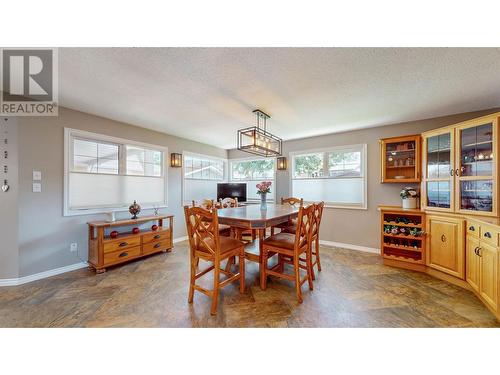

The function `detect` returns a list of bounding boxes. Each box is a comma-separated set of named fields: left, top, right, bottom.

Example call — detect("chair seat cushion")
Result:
left=263, top=232, right=296, bottom=250
left=202, top=236, right=245, bottom=256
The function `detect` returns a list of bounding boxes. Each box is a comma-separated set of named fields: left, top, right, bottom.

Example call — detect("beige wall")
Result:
left=229, top=108, right=500, bottom=249
left=14, top=107, right=227, bottom=277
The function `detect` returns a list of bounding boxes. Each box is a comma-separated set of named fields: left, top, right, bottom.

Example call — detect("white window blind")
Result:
left=230, top=158, right=276, bottom=201
left=64, top=128, right=167, bottom=216
left=183, top=152, right=226, bottom=204
left=290, top=144, right=367, bottom=209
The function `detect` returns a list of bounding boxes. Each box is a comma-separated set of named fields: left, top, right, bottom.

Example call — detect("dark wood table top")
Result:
left=217, top=204, right=299, bottom=229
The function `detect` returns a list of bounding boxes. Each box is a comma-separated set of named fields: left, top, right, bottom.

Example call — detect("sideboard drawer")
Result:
left=103, top=236, right=141, bottom=254
left=480, top=225, right=500, bottom=247
left=466, top=221, right=480, bottom=238
left=143, top=240, right=171, bottom=255
left=143, top=230, right=171, bottom=244
left=103, top=246, right=141, bottom=265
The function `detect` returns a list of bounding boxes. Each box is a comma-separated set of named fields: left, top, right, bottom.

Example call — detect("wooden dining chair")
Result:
left=270, top=197, right=304, bottom=235
left=298, top=201, right=324, bottom=280
left=192, top=200, right=231, bottom=236
left=261, top=204, right=315, bottom=303
left=219, top=197, right=256, bottom=242
left=184, top=206, right=246, bottom=315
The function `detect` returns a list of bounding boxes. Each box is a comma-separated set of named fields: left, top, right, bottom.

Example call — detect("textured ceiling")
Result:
left=59, top=48, right=500, bottom=149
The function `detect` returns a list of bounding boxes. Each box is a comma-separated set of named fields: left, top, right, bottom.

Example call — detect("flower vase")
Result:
left=260, top=193, right=267, bottom=210
left=402, top=197, right=417, bottom=209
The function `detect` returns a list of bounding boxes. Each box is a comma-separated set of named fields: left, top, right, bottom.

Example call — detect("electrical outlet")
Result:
left=70, top=243, right=78, bottom=252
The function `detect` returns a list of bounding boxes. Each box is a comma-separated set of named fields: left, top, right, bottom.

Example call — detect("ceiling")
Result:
left=59, top=48, right=500, bottom=149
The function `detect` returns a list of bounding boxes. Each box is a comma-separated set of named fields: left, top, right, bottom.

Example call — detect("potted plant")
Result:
left=256, top=181, right=272, bottom=210
left=400, top=187, right=418, bottom=209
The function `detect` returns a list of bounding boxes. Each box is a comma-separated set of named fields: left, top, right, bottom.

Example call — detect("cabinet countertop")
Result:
left=378, top=205, right=500, bottom=228
left=88, top=215, right=173, bottom=228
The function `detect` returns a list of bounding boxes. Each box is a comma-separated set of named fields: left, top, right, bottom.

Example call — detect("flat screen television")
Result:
left=217, top=183, right=247, bottom=202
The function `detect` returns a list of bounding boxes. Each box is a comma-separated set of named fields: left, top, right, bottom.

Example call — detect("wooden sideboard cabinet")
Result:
left=379, top=205, right=500, bottom=320
left=87, top=215, right=174, bottom=273
left=466, top=219, right=499, bottom=312
left=426, top=215, right=465, bottom=279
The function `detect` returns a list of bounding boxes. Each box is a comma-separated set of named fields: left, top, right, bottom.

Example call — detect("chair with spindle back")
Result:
left=270, top=197, right=304, bottom=235
left=261, top=204, right=315, bottom=303
left=184, top=206, right=246, bottom=315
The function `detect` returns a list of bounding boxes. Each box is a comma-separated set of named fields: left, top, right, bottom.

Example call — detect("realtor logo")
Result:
left=1, top=48, right=58, bottom=116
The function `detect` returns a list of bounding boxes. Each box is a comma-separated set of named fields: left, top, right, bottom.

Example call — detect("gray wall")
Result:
left=14, top=107, right=227, bottom=277
left=0, top=118, right=19, bottom=279
left=2, top=106, right=499, bottom=280
left=229, top=108, right=500, bottom=249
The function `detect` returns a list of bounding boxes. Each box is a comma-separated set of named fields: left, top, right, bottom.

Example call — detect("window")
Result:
left=64, top=128, right=167, bottom=216
left=230, top=158, right=276, bottom=201
left=290, top=144, right=367, bottom=209
left=73, top=138, right=119, bottom=174
left=183, top=152, right=226, bottom=204
left=126, top=145, right=162, bottom=176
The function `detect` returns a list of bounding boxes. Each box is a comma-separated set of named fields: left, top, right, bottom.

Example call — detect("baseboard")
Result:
left=320, top=240, right=380, bottom=254
left=0, top=262, right=88, bottom=287
left=173, top=236, right=188, bottom=244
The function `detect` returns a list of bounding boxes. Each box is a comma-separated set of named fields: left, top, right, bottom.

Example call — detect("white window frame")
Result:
left=229, top=156, right=277, bottom=203
left=64, top=128, right=168, bottom=216
left=182, top=151, right=228, bottom=205
left=289, top=144, right=368, bottom=210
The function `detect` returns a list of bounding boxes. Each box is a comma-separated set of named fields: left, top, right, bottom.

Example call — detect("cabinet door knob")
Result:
left=119, top=252, right=128, bottom=258
left=153, top=234, right=161, bottom=239
left=484, top=232, right=492, bottom=238
left=449, top=169, right=454, bottom=176
left=474, top=247, right=479, bottom=255
left=469, top=226, right=475, bottom=231
left=441, top=234, right=446, bottom=242
left=119, top=242, right=128, bottom=247
left=455, top=168, right=460, bottom=176
left=154, top=243, right=161, bottom=248
left=477, top=248, right=482, bottom=257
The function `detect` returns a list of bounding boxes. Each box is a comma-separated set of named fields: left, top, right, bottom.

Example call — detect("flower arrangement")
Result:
left=400, top=187, right=418, bottom=199
left=256, top=181, right=272, bottom=195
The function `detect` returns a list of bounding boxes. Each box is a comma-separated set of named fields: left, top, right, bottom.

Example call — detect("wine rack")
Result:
left=381, top=210, right=426, bottom=265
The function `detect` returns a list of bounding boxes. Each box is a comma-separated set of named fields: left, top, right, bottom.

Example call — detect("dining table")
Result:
left=217, top=203, right=300, bottom=277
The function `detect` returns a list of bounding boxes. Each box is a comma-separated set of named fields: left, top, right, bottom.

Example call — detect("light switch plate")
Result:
left=32, top=182, right=41, bottom=193
left=33, top=170, right=42, bottom=181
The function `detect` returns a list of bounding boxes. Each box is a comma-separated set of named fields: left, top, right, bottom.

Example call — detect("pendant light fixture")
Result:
left=237, top=109, right=282, bottom=157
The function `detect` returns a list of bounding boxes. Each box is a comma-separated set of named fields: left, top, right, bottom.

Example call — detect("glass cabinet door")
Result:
left=425, top=132, right=453, bottom=209
left=381, top=135, right=420, bottom=183
left=457, top=122, right=495, bottom=213
left=459, top=123, right=493, bottom=177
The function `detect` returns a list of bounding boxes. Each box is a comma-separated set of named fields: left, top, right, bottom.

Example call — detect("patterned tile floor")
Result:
left=0, top=242, right=498, bottom=327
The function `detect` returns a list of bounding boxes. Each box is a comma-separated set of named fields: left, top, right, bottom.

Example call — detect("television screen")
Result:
left=217, top=183, right=247, bottom=202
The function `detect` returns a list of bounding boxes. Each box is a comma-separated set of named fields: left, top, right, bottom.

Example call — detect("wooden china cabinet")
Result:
left=379, top=113, right=500, bottom=322
left=422, top=114, right=498, bottom=216
left=380, top=135, right=421, bottom=183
